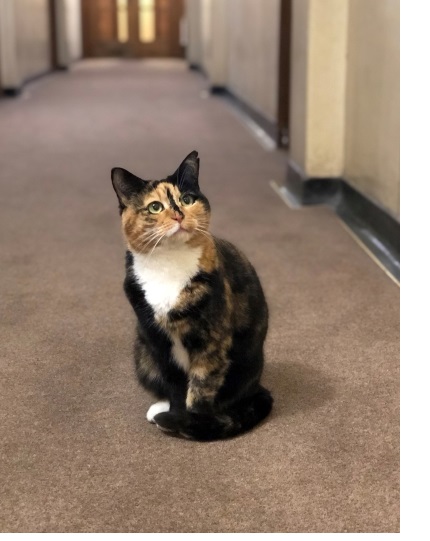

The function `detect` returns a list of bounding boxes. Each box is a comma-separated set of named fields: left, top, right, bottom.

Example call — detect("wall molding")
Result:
left=209, top=85, right=278, bottom=143
left=285, top=159, right=400, bottom=282
left=187, top=60, right=279, bottom=144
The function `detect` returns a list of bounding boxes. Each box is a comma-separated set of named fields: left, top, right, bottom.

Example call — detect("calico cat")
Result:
left=111, top=151, right=272, bottom=441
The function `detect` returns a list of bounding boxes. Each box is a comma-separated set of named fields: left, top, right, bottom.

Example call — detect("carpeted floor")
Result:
left=0, top=59, right=399, bottom=533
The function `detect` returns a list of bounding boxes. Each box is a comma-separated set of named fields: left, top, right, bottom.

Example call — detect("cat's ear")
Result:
left=111, top=167, right=146, bottom=211
left=171, top=150, right=200, bottom=188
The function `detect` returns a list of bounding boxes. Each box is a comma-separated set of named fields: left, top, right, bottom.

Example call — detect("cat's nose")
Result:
left=172, top=213, right=183, bottom=223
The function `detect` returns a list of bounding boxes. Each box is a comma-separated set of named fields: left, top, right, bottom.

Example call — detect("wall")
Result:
left=185, top=0, right=203, bottom=67
left=288, top=0, right=348, bottom=177
left=200, top=0, right=211, bottom=73
left=14, top=0, right=51, bottom=83
left=0, top=0, right=82, bottom=91
left=287, top=0, right=399, bottom=218
left=199, top=0, right=229, bottom=87
left=64, top=0, right=82, bottom=61
left=186, top=0, right=280, bottom=123
left=0, top=0, right=20, bottom=88
left=344, top=0, right=400, bottom=217
left=306, top=0, right=348, bottom=177
left=185, top=0, right=399, bottom=217
left=227, top=0, right=280, bottom=123
left=55, top=0, right=83, bottom=66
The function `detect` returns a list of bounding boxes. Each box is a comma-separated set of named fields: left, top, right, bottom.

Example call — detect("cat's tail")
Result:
left=153, top=386, right=273, bottom=441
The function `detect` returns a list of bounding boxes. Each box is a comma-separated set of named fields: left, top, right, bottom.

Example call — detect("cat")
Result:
left=111, top=150, right=273, bottom=441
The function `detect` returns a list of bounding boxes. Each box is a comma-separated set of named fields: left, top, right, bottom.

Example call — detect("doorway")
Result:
left=81, top=0, right=184, bottom=58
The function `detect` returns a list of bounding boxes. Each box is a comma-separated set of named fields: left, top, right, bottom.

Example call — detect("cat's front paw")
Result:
left=153, top=411, right=179, bottom=433
left=146, top=400, right=170, bottom=423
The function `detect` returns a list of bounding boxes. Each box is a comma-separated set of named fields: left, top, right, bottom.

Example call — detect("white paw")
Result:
left=146, top=400, right=170, bottom=423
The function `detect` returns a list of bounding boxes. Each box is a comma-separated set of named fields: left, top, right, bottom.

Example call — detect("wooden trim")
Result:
left=81, top=0, right=91, bottom=58
left=48, top=0, right=59, bottom=68
left=277, top=0, right=292, bottom=148
left=81, top=0, right=92, bottom=57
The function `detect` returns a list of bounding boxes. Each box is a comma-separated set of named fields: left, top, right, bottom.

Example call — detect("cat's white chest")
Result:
left=132, top=244, right=202, bottom=318
left=132, top=245, right=202, bottom=373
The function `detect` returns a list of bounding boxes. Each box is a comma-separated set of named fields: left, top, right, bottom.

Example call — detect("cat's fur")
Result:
left=111, top=150, right=272, bottom=441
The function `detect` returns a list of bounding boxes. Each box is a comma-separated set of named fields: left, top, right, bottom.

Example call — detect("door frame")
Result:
left=277, top=0, right=292, bottom=148
left=49, top=0, right=63, bottom=68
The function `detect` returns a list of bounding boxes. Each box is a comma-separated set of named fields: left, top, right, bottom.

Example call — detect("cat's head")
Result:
left=111, top=151, right=210, bottom=253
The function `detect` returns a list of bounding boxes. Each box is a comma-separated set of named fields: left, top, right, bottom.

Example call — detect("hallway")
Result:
left=0, top=60, right=399, bottom=532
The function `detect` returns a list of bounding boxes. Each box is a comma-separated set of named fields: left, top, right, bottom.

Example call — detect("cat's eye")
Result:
left=180, top=193, right=196, bottom=206
left=148, top=201, right=164, bottom=214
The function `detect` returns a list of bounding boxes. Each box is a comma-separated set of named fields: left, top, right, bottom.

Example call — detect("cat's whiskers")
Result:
left=135, top=233, right=161, bottom=253
left=137, top=222, right=174, bottom=256
left=135, top=226, right=170, bottom=253
left=194, top=226, right=212, bottom=240
left=147, top=231, right=169, bottom=258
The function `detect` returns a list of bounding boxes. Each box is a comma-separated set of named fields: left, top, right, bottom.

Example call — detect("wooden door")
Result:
left=128, top=0, right=184, bottom=58
left=81, top=0, right=184, bottom=58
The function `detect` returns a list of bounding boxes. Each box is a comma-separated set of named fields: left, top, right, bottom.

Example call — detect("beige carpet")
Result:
left=0, top=59, right=399, bottom=532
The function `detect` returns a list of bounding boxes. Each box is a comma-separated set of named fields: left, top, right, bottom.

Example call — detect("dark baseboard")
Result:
left=186, top=61, right=278, bottom=143
left=285, top=160, right=341, bottom=206
left=209, top=85, right=226, bottom=95
left=284, top=159, right=400, bottom=282
left=208, top=86, right=278, bottom=143
left=1, top=67, right=68, bottom=98
left=2, top=87, right=22, bottom=97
